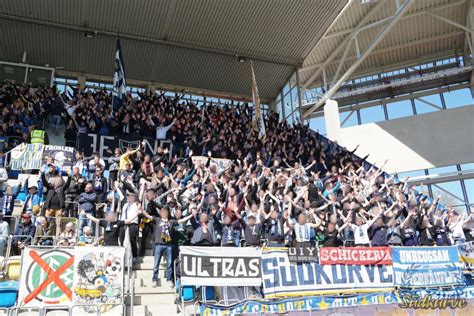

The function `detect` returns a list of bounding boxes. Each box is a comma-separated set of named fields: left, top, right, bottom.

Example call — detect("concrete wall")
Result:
left=325, top=103, right=474, bottom=173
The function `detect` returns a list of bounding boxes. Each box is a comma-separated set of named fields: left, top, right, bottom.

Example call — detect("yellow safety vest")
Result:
left=30, top=130, right=45, bottom=144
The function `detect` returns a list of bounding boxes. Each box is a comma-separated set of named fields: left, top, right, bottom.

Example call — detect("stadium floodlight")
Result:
left=361, top=0, right=379, bottom=4
left=237, top=56, right=246, bottom=63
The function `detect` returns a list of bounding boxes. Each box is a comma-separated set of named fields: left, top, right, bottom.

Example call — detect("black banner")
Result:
left=288, top=246, right=319, bottom=263
left=179, top=246, right=262, bottom=286
left=77, top=133, right=173, bottom=159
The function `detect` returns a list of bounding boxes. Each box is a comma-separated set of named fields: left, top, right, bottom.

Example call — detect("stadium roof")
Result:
left=0, top=0, right=348, bottom=102
left=300, top=0, right=471, bottom=90
left=0, top=0, right=471, bottom=103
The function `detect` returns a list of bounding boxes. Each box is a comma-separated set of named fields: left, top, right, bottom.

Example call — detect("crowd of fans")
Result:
left=0, top=80, right=473, bottom=289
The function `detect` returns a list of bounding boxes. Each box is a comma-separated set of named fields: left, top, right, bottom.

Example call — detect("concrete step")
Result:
left=126, top=293, right=177, bottom=305
left=134, top=269, right=167, bottom=280
left=134, top=282, right=176, bottom=294
left=130, top=304, right=182, bottom=316
left=135, top=276, right=172, bottom=289
left=134, top=258, right=169, bottom=270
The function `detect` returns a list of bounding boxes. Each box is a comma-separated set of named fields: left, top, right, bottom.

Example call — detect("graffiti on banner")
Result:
left=288, top=246, right=318, bottom=263
left=458, top=242, right=474, bottom=273
left=10, top=143, right=44, bottom=170
left=73, top=246, right=125, bottom=311
left=18, top=248, right=74, bottom=307
left=43, top=145, right=74, bottom=173
left=200, top=292, right=395, bottom=315
left=319, top=247, right=392, bottom=265
left=395, top=286, right=474, bottom=309
left=77, top=133, right=172, bottom=159
left=261, top=248, right=393, bottom=298
left=392, top=246, right=465, bottom=288
left=191, top=156, right=232, bottom=173
left=180, top=246, right=261, bottom=286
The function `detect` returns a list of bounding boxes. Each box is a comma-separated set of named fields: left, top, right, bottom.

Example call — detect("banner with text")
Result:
left=261, top=248, right=393, bottom=298
left=458, top=241, right=474, bottom=273
left=179, top=246, right=262, bottom=286
left=10, top=143, right=44, bottom=170
left=77, top=133, right=172, bottom=159
left=392, top=246, right=465, bottom=288
left=200, top=292, right=395, bottom=315
left=42, top=145, right=75, bottom=174
left=319, top=247, right=392, bottom=265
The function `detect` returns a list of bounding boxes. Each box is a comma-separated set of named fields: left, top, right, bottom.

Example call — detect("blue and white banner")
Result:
left=200, top=292, right=394, bottom=315
left=458, top=241, right=474, bottom=273
left=392, top=246, right=465, bottom=288
left=261, top=248, right=393, bottom=298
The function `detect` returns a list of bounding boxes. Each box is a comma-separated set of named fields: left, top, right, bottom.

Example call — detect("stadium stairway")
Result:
left=128, top=256, right=183, bottom=316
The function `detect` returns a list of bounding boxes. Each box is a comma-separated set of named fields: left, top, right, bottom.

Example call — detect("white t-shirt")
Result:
left=353, top=223, right=370, bottom=245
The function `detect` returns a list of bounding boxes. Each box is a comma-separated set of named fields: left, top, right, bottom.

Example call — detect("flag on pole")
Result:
left=251, top=61, right=265, bottom=138
left=112, top=38, right=127, bottom=112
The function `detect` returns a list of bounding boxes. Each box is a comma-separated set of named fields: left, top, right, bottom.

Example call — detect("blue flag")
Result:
left=112, top=38, right=126, bottom=112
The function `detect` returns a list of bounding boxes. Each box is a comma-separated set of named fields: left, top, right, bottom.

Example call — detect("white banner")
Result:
left=18, top=248, right=74, bottom=307
left=191, top=156, right=232, bottom=173
left=261, top=248, right=394, bottom=298
left=180, top=246, right=262, bottom=286
left=73, top=247, right=125, bottom=308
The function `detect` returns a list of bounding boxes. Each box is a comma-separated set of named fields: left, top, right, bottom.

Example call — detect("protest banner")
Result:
left=261, top=248, right=393, bottom=298
left=77, top=133, right=172, bottom=159
left=180, top=246, right=262, bottom=286
left=18, top=248, right=74, bottom=307
left=392, top=246, right=465, bottom=288
left=319, top=247, right=392, bottom=265
left=73, top=246, right=125, bottom=308
left=10, top=143, right=44, bottom=170
left=42, top=145, right=74, bottom=173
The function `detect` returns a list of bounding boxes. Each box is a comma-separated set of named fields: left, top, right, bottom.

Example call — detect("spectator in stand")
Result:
left=0, top=185, right=20, bottom=219
left=77, top=183, right=97, bottom=235
left=41, top=171, right=70, bottom=219
left=0, top=212, right=9, bottom=256
left=21, top=184, right=41, bottom=216
left=57, top=222, right=76, bottom=246
left=34, top=216, right=55, bottom=246
left=64, top=166, right=85, bottom=218
left=12, top=213, right=35, bottom=254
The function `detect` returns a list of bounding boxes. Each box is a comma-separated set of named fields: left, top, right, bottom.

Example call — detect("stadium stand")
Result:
left=0, top=0, right=473, bottom=315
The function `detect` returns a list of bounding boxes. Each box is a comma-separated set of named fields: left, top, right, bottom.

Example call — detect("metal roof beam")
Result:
left=302, top=0, right=415, bottom=119
left=424, top=11, right=474, bottom=34
left=306, top=31, right=465, bottom=88
left=300, top=0, right=386, bottom=90
left=322, top=0, right=468, bottom=41
left=0, top=13, right=300, bottom=68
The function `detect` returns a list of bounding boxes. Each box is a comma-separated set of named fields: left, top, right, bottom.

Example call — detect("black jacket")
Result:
left=41, top=173, right=71, bottom=211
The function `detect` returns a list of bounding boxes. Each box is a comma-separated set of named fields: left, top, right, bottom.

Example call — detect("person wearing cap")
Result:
left=22, top=184, right=40, bottom=216
left=12, top=213, right=36, bottom=255
left=0, top=211, right=9, bottom=256
left=118, top=191, right=141, bottom=259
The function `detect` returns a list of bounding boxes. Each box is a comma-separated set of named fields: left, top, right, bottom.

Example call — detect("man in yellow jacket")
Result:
left=28, top=126, right=49, bottom=145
